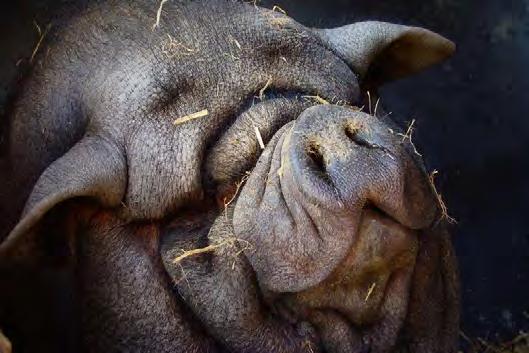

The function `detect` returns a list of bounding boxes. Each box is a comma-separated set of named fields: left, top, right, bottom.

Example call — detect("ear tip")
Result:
left=422, top=28, right=456, bottom=56
left=434, top=32, right=457, bottom=56
left=407, top=27, right=456, bottom=67
left=446, top=39, right=457, bottom=55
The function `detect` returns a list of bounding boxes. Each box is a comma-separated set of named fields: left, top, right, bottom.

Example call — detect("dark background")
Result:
left=0, top=0, right=527, bottom=348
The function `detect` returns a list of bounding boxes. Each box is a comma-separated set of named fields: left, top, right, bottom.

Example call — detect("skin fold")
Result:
left=0, top=1, right=459, bottom=352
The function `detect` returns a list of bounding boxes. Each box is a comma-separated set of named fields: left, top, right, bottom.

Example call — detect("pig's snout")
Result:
left=285, top=105, right=439, bottom=229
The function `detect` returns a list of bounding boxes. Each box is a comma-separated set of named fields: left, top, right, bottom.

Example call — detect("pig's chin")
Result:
left=271, top=208, right=419, bottom=352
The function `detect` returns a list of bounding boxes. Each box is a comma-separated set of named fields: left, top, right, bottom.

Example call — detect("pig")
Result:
left=0, top=0, right=459, bottom=352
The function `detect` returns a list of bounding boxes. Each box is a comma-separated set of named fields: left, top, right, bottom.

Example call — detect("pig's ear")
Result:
left=0, top=136, right=126, bottom=258
left=314, top=21, right=455, bottom=87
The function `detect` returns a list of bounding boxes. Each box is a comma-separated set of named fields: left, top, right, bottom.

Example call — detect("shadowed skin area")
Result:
left=0, top=1, right=458, bottom=352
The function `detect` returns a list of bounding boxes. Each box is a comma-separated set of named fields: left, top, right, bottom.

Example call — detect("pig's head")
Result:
left=0, top=2, right=458, bottom=353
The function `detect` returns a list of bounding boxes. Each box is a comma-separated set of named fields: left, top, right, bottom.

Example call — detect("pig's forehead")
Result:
left=159, top=0, right=363, bottom=90
left=84, top=1, right=361, bottom=119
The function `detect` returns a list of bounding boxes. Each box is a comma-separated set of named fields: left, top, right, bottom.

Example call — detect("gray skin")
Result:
left=0, top=1, right=459, bottom=352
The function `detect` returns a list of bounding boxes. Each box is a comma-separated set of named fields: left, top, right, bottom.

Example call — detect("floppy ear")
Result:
left=0, top=136, right=126, bottom=258
left=314, top=21, right=455, bottom=87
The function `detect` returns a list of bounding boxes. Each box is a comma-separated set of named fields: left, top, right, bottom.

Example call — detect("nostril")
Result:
left=344, top=121, right=364, bottom=144
left=344, top=121, right=362, bottom=140
left=306, top=139, right=326, bottom=175
left=344, top=121, right=377, bottom=149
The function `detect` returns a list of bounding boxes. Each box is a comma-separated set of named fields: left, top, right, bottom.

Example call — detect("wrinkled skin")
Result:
left=0, top=1, right=459, bottom=352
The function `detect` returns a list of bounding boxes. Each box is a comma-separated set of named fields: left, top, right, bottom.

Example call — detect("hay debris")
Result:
left=30, top=22, right=51, bottom=64
left=367, top=91, right=373, bottom=115
left=265, top=6, right=291, bottom=28
left=460, top=330, right=528, bottom=353
left=173, top=238, right=236, bottom=264
left=365, top=282, right=377, bottom=302
left=366, top=93, right=381, bottom=117
left=303, top=95, right=330, bottom=105
left=33, top=20, right=41, bottom=35
left=429, top=170, right=457, bottom=224
left=230, top=36, right=242, bottom=50
left=254, top=126, right=265, bottom=149
left=272, top=5, right=287, bottom=15
left=259, top=77, right=273, bottom=100
left=374, top=97, right=381, bottom=117
left=275, top=126, right=295, bottom=180
left=351, top=105, right=365, bottom=112
left=397, top=119, right=422, bottom=157
left=399, top=119, right=415, bottom=142
left=243, top=0, right=260, bottom=7
left=173, top=109, right=209, bottom=125
left=259, top=76, right=273, bottom=100
left=173, top=236, right=253, bottom=271
left=152, top=0, right=169, bottom=31
left=223, top=172, right=251, bottom=212
left=161, top=34, right=197, bottom=58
